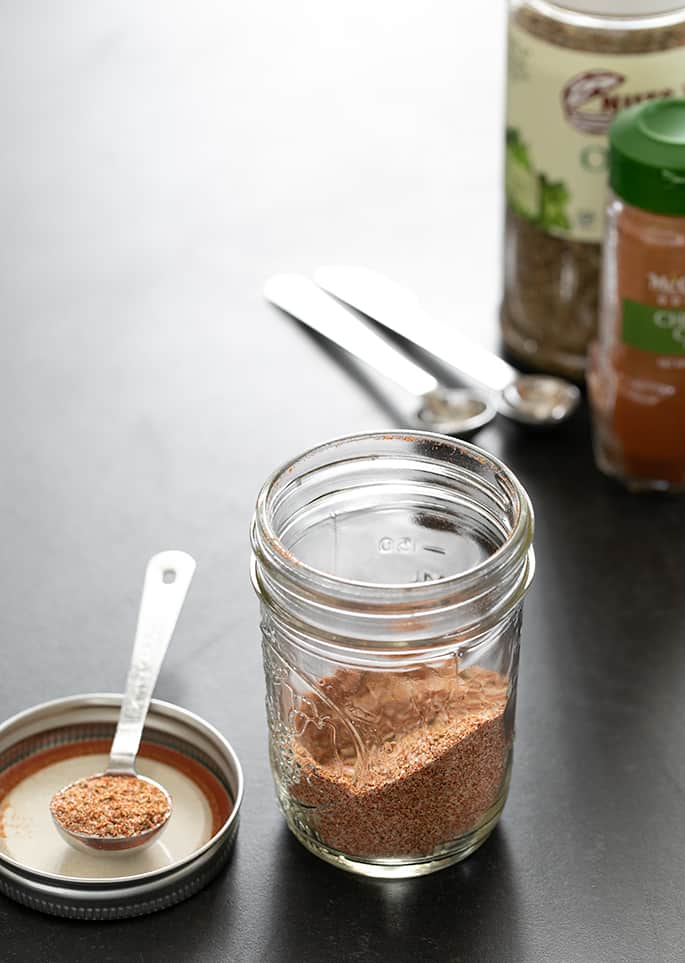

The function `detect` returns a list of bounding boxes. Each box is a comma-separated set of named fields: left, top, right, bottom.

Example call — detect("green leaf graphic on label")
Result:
left=539, top=176, right=571, bottom=232
left=622, top=298, right=685, bottom=356
left=505, top=128, right=571, bottom=232
left=505, top=128, right=539, bottom=220
left=506, top=127, right=530, bottom=169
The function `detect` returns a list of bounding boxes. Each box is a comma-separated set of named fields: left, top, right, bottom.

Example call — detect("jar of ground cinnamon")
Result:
left=250, top=432, right=535, bottom=878
left=502, top=0, right=685, bottom=380
left=589, top=99, right=685, bottom=491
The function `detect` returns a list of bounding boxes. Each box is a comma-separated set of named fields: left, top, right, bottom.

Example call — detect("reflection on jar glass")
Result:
left=250, top=432, right=535, bottom=878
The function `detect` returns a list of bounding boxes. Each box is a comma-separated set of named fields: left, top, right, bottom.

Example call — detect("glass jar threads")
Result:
left=502, top=0, right=685, bottom=380
left=589, top=100, right=685, bottom=491
left=250, top=431, right=535, bottom=878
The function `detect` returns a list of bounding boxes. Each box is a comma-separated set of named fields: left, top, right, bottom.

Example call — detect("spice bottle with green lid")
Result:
left=589, top=99, right=685, bottom=492
left=502, top=0, right=685, bottom=381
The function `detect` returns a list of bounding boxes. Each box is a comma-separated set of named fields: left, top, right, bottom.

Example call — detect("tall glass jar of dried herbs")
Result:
left=502, top=1, right=685, bottom=380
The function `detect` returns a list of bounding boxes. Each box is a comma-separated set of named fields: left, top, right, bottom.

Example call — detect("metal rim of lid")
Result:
left=0, top=694, right=243, bottom=919
left=0, top=822, right=239, bottom=920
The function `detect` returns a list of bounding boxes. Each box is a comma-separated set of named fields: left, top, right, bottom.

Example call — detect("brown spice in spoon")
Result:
left=50, top=774, right=170, bottom=838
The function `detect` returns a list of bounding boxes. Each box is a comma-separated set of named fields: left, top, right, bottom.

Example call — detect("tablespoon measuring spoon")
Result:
left=50, top=550, right=196, bottom=855
left=264, top=275, right=496, bottom=437
left=314, top=266, right=581, bottom=426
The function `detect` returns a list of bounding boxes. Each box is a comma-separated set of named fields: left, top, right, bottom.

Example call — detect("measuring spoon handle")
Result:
left=314, top=265, right=517, bottom=394
left=264, top=274, right=439, bottom=399
left=108, top=551, right=196, bottom=773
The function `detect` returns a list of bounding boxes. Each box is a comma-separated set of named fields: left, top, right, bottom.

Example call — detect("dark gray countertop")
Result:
left=1, top=3, right=684, bottom=961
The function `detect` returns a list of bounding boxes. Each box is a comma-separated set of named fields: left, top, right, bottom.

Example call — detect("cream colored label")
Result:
left=505, top=22, right=685, bottom=242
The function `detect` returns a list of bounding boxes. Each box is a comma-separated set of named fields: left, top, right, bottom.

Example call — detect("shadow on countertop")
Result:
left=259, top=824, right=523, bottom=963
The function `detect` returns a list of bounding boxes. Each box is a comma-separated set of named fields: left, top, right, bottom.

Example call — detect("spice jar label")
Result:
left=622, top=299, right=685, bottom=356
left=617, top=211, right=685, bottom=361
left=505, top=22, right=685, bottom=243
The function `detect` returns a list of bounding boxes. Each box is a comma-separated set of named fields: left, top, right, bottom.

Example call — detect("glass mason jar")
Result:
left=250, top=432, right=535, bottom=878
left=502, top=0, right=685, bottom=381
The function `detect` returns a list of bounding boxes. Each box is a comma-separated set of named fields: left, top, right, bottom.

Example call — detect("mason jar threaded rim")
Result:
left=250, top=431, right=535, bottom=651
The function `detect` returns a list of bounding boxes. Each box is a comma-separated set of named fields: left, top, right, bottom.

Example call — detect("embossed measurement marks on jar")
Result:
left=291, top=507, right=491, bottom=585
left=376, top=536, right=448, bottom=582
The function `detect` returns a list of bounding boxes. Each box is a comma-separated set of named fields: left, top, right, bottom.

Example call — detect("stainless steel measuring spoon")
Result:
left=314, top=266, right=581, bottom=426
left=264, top=275, right=496, bottom=437
left=50, top=550, right=196, bottom=855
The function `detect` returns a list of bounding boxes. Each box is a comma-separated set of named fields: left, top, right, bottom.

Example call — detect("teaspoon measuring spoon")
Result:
left=264, top=275, right=496, bottom=437
left=50, top=550, right=196, bottom=855
left=314, top=265, right=581, bottom=426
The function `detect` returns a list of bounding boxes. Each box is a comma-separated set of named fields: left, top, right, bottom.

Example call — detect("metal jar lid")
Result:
left=0, top=694, right=243, bottom=920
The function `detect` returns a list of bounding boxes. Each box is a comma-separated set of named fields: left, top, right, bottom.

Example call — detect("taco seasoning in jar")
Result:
left=251, top=432, right=535, bottom=878
left=589, top=100, right=685, bottom=491
left=502, top=1, right=685, bottom=380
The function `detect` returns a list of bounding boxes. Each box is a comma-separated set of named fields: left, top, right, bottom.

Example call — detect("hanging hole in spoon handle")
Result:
left=107, top=551, right=196, bottom=775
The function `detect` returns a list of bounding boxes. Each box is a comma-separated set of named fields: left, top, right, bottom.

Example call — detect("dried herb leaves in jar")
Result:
left=502, top=1, right=685, bottom=379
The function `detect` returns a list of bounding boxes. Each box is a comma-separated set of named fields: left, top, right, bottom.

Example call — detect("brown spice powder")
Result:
left=289, top=664, right=510, bottom=859
left=50, top=774, right=170, bottom=839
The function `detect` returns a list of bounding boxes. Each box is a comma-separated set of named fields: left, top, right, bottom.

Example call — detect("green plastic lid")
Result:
left=609, top=99, right=685, bottom=216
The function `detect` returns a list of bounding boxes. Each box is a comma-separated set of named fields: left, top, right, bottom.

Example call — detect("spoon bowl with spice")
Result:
left=50, top=550, right=196, bottom=855
left=50, top=773, right=172, bottom=855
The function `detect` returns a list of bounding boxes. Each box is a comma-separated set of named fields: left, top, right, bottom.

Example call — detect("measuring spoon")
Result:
left=50, top=550, right=196, bottom=854
left=314, top=266, right=581, bottom=426
left=264, top=275, right=496, bottom=437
